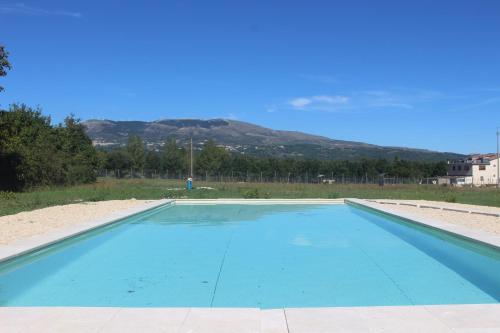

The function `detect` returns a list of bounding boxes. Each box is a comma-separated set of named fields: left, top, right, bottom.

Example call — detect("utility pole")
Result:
left=190, top=137, right=194, bottom=178
left=497, top=127, right=499, bottom=189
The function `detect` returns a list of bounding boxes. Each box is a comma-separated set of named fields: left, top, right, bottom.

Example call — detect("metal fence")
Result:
left=97, top=169, right=441, bottom=185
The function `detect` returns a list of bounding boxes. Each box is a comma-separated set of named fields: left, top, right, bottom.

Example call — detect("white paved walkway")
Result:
left=2, top=304, right=500, bottom=332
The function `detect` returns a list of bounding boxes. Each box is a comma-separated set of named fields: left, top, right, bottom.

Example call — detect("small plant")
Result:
left=164, top=190, right=185, bottom=199
left=87, top=193, right=107, bottom=202
left=327, top=192, right=340, bottom=199
left=0, top=191, right=16, bottom=200
left=445, top=195, right=456, bottom=203
left=243, top=188, right=259, bottom=199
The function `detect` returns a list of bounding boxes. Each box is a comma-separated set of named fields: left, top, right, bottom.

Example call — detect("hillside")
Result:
left=83, top=119, right=463, bottom=161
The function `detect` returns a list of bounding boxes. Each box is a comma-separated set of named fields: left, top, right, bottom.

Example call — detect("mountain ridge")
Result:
left=83, top=118, right=464, bottom=161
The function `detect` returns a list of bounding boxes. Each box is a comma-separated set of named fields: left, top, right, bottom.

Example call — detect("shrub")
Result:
left=164, top=190, right=185, bottom=199
left=0, top=191, right=16, bottom=200
left=243, top=188, right=259, bottom=199
left=445, top=195, right=456, bottom=203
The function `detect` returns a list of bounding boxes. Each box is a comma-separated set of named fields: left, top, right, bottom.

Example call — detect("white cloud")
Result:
left=288, top=95, right=349, bottom=111
left=289, top=97, right=312, bottom=108
left=0, top=3, right=82, bottom=18
left=313, top=95, right=349, bottom=104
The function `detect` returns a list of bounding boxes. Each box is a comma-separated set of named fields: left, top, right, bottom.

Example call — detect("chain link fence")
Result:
left=97, top=169, right=442, bottom=185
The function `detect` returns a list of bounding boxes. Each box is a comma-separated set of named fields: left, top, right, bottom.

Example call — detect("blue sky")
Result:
left=1, top=0, right=500, bottom=154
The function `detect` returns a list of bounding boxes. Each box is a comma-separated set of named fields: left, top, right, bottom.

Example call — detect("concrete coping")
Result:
left=175, top=198, right=345, bottom=205
left=1, top=197, right=498, bottom=264
left=346, top=198, right=500, bottom=249
left=0, top=199, right=174, bottom=264
left=375, top=200, right=500, bottom=217
left=2, top=304, right=500, bottom=332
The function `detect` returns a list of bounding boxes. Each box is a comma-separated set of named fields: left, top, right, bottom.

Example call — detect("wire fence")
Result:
left=97, top=169, right=443, bottom=185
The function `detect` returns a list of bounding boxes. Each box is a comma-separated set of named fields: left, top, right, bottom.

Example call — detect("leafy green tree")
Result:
left=196, top=139, right=230, bottom=175
left=145, top=150, right=161, bottom=170
left=0, top=45, right=12, bottom=92
left=0, top=104, right=63, bottom=190
left=161, top=139, right=186, bottom=174
left=126, top=135, right=145, bottom=170
left=0, top=105, right=97, bottom=190
left=95, top=150, right=108, bottom=170
left=55, top=115, right=98, bottom=184
left=105, top=149, right=132, bottom=172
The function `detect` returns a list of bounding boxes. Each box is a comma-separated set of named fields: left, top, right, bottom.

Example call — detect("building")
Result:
left=447, top=154, right=499, bottom=186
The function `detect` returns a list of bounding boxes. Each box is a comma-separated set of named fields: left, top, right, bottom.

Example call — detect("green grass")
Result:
left=1, top=178, right=499, bottom=216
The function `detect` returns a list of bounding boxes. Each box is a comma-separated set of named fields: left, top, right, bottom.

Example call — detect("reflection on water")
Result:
left=1, top=203, right=500, bottom=308
left=138, top=204, right=324, bottom=226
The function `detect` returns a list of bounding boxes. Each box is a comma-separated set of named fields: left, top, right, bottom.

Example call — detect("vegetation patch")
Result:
left=1, top=179, right=498, bottom=216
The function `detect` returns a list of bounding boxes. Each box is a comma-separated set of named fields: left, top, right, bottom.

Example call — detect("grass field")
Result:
left=1, top=178, right=499, bottom=216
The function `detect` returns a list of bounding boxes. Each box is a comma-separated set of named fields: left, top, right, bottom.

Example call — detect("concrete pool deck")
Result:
left=2, top=304, right=500, bottom=332
left=1, top=198, right=500, bottom=332
left=346, top=199, right=500, bottom=249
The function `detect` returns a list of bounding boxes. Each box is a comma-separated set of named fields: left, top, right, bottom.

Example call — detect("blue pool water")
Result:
left=1, top=203, right=500, bottom=308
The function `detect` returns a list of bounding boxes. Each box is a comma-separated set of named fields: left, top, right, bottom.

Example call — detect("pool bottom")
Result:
left=0, top=203, right=499, bottom=308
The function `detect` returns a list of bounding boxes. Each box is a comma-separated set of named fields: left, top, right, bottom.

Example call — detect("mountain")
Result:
left=83, top=118, right=464, bottom=161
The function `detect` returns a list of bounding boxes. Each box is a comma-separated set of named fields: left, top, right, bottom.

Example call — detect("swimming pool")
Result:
left=1, top=202, right=499, bottom=308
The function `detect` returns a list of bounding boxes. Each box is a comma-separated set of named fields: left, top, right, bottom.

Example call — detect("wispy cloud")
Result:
left=0, top=3, right=82, bottom=18
left=289, top=95, right=349, bottom=111
left=273, top=87, right=500, bottom=114
left=286, top=89, right=444, bottom=112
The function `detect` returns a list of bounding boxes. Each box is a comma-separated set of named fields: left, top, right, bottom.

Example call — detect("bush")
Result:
left=0, top=105, right=98, bottom=191
left=0, top=191, right=16, bottom=200
left=242, top=188, right=259, bottom=199
left=164, top=189, right=185, bottom=199
left=445, top=195, right=456, bottom=203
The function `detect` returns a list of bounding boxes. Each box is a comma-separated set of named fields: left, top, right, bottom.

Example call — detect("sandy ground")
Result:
left=0, top=199, right=499, bottom=246
left=0, top=200, right=153, bottom=245
left=372, top=199, right=500, bottom=235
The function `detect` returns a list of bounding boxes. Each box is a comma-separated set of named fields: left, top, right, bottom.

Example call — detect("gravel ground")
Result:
left=0, top=200, right=153, bottom=245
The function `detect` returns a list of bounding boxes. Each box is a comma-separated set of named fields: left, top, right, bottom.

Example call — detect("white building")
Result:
left=447, top=154, right=499, bottom=186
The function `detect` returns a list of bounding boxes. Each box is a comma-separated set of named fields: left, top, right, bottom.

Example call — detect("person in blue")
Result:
left=186, top=177, right=193, bottom=190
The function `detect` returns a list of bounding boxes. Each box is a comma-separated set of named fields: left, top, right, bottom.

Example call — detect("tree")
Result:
left=196, top=140, right=230, bottom=176
left=0, top=105, right=97, bottom=190
left=0, top=45, right=12, bottom=92
left=0, top=104, right=63, bottom=190
left=145, top=150, right=161, bottom=171
left=161, top=139, right=186, bottom=175
left=126, top=135, right=145, bottom=170
left=105, top=149, right=132, bottom=177
left=55, top=115, right=98, bottom=184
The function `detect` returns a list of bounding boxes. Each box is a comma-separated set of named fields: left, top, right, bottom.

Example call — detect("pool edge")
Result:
left=2, top=197, right=499, bottom=263
left=0, top=199, right=174, bottom=264
left=346, top=198, right=500, bottom=250
left=2, top=198, right=500, bottom=331
left=2, top=303, right=500, bottom=332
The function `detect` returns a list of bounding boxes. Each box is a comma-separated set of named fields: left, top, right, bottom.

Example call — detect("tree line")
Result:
left=0, top=104, right=447, bottom=191
left=99, top=135, right=447, bottom=181
left=0, top=104, right=98, bottom=191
